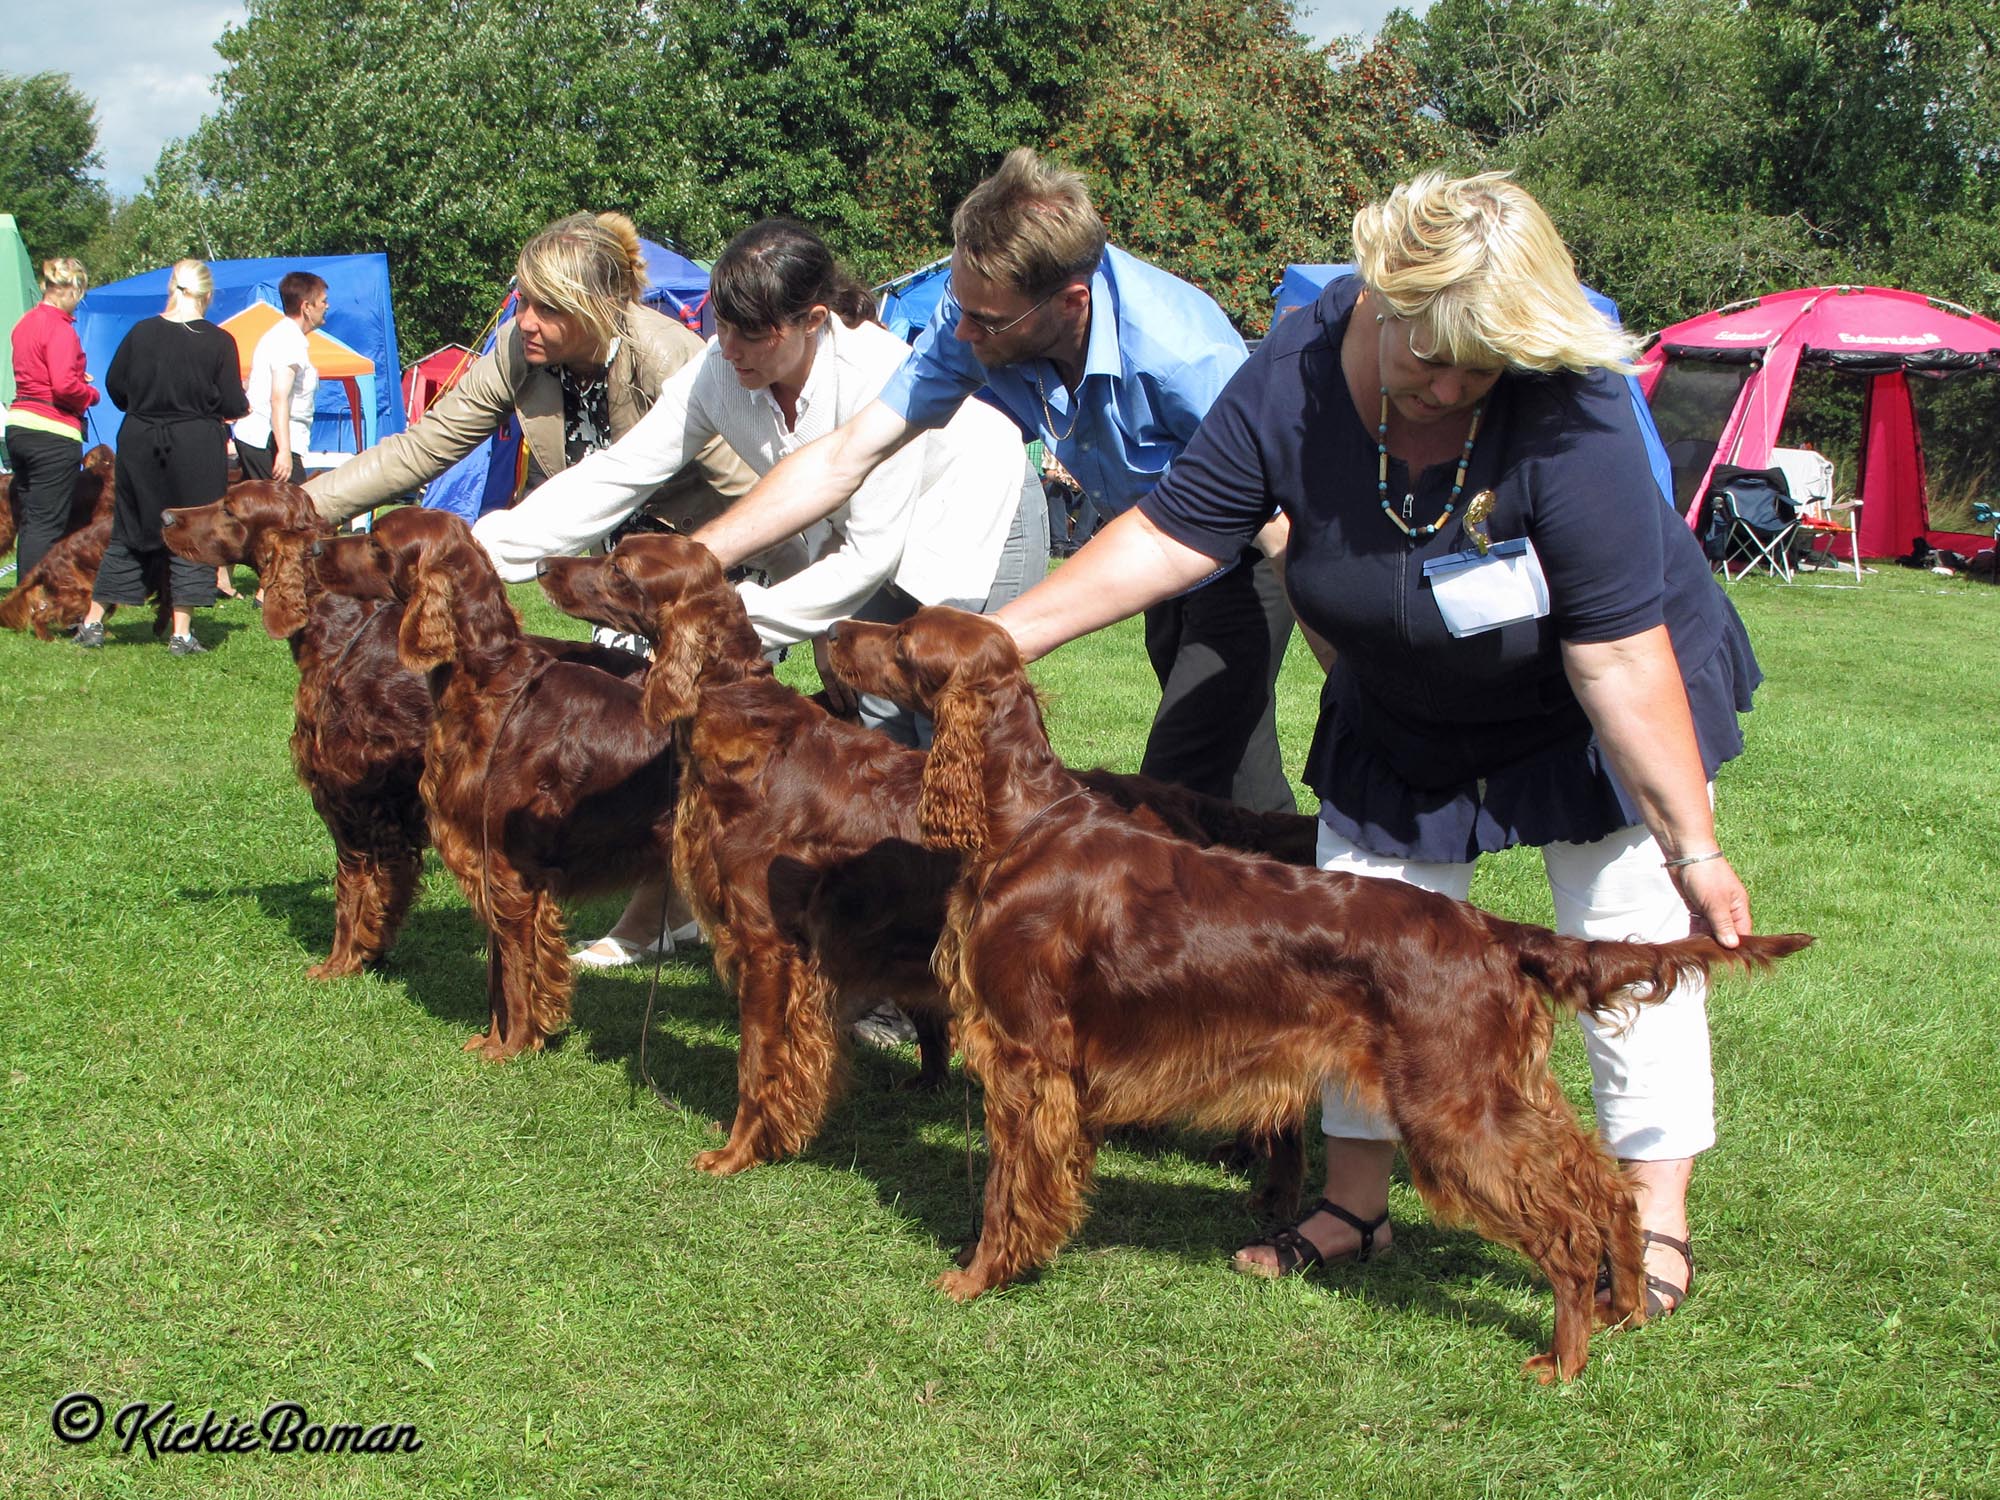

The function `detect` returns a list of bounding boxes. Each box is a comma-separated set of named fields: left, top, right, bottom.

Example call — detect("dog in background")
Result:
left=827, top=605, right=1813, bottom=1382
left=0, top=448, right=157, bottom=638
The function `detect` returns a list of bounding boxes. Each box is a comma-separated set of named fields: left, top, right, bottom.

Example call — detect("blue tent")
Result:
left=877, top=258, right=951, bottom=345
left=74, top=253, right=408, bottom=455
left=421, top=238, right=712, bottom=522
left=1271, top=263, right=1675, bottom=508
left=639, top=241, right=712, bottom=331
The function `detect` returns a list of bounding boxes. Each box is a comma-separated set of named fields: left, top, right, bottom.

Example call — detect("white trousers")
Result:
left=1314, top=817, right=1716, bottom=1161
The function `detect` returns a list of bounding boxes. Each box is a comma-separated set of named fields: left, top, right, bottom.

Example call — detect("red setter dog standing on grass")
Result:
left=552, top=532, right=1315, bottom=1189
left=827, top=605, right=1813, bottom=1382
left=0, top=446, right=164, bottom=639
left=160, top=483, right=645, bottom=983
left=312, top=507, right=674, bottom=1060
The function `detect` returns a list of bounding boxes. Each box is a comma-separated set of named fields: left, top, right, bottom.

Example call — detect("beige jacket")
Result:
left=306, top=303, right=756, bottom=525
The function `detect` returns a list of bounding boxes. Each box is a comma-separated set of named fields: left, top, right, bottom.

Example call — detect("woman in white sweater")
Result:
left=476, top=219, right=1045, bottom=964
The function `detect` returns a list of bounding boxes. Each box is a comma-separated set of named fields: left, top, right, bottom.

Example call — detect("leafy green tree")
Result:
left=0, top=72, right=112, bottom=268
left=1048, top=0, right=1455, bottom=331
left=1394, top=0, right=2000, bottom=330
left=155, top=0, right=713, bottom=352
left=679, top=0, right=1112, bottom=282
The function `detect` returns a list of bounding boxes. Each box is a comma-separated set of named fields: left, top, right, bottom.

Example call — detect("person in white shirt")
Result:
left=232, top=271, right=327, bottom=484
left=476, top=218, right=1046, bottom=966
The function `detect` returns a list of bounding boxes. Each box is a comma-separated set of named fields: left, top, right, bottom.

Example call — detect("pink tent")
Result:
left=1638, top=286, right=2000, bottom=558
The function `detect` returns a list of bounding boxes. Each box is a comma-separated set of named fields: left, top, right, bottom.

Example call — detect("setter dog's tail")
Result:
left=1513, top=928, right=1813, bottom=1022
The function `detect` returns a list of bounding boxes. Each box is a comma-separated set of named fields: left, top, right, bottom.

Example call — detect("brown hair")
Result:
left=709, top=220, right=876, bottom=337
left=950, top=148, right=1106, bottom=298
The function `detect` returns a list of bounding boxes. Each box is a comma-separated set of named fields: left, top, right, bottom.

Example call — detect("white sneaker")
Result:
left=851, top=1003, right=919, bottom=1049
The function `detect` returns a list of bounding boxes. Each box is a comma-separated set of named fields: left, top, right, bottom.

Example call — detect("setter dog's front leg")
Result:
left=696, top=938, right=839, bottom=1175
left=309, top=850, right=375, bottom=980
left=313, top=847, right=424, bottom=978
left=468, top=882, right=569, bottom=1062
left=939, top=1015, right=1093, bottom=1301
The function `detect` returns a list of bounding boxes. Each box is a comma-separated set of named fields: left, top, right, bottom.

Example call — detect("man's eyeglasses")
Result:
left=948, top=278, right=1055, bottom=338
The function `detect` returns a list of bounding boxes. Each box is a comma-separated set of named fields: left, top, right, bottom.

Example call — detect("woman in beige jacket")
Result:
left=306, top=212, right=759, bottom=544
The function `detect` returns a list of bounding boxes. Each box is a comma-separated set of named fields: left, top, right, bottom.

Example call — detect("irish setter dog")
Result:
left=0, top=446, right=158, bottom=638
left=160, top=484, right=645, bottom=982
left=547, top=532, right=1316, bottom=1191
left=312, top=507, right=674, bottom=1060
left=826, top=606, right=1813, bottom=1382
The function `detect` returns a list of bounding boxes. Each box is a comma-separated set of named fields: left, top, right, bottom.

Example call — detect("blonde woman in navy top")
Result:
left=995, top=172, right=1763, bottom=1322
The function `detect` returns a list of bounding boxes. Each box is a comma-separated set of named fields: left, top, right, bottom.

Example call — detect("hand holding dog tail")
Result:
left=1517, top=929, right=1815, bottom=1020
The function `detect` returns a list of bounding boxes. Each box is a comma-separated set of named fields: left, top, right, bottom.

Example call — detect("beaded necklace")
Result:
left=1375, top=387, right=1483, bottom=540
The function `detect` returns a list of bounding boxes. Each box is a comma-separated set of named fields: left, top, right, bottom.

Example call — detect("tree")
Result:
left=0, top=72, right=112, bottom=268
left=1394, top=0, right=2000, bottom=331
left=678, top=0, right=1112, bottom=282
left=156, top=0, right=715, bottom=352
left=1048, top=0, right=1455, bottom=331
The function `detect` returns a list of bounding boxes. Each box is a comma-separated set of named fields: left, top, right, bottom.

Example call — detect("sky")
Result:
left=5, top=1, right=1421, bottom=199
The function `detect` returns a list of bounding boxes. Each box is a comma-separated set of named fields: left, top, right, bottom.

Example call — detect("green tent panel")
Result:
left=0, top=215, right=41, bottom=413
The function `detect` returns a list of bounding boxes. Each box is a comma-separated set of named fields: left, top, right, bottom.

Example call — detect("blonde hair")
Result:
left=1351, top=171, right=1639, bottom=375
left=515, top=211, right=648, bottom=358
left=166, top=258, right=214, bottom=314
left=951, top=148, right=1107, bottom=297
left=41, top=258, right=89, bottom=296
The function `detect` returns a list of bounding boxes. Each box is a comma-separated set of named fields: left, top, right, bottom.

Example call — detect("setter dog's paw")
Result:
left=934, top=1266, right=1000, bottom=1302
left=1520, top=1353, right=1578, bottom=1385
left=306, top=956, right=364, bottom=981
left=691, top=1142, right=760, bottom=1176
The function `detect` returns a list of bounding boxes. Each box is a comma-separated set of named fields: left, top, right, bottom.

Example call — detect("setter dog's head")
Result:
left=537, top=542, right=665, bottom=646
left=825, top=606, right=1045, bottom=857
left=313, top=507, right=518, bottom=675
left=162, top=480, right=325, bottom=569
left=536, top=533, right=763, bottom=729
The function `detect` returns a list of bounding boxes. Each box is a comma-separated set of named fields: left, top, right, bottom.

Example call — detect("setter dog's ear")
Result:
left=641, top=597, right=710, bottom=727
left=259, top=534, right=311, bottom=640
left=919, top=672, right=990, bottom=855
left=397, top=561, right=459, bottom=672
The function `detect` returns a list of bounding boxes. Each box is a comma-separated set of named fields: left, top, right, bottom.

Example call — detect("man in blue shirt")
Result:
left=696, top=149, right=1297, bottom=812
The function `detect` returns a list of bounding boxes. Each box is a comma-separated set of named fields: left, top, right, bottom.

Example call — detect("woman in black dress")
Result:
left=74, top=258, right=249, bottom=654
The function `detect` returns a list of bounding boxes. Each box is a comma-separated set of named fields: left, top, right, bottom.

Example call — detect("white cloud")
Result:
left=1, top=2, right=247, bottom=196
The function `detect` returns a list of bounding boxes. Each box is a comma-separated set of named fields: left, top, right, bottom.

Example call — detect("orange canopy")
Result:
left=218, top=301, right=376, bottom=377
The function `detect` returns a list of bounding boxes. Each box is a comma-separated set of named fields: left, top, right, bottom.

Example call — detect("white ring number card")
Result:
left=1421, top=537, right=1550, bottom=639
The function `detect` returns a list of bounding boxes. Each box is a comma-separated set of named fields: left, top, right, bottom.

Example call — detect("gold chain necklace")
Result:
left=1035, top=365, right=1081, bottom=444
left=1376, top=387, right=1483, bottom=541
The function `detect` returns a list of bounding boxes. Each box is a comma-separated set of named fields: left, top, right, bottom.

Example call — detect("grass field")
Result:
left=2, top=559, right=1995, bottom=1498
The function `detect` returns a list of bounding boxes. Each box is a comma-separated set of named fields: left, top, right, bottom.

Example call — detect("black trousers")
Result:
left=1140, top=548, right=1298, bottom=814
left=6, top=426, right=84, bottom=579
left=233, top=434, right=278, bottom=481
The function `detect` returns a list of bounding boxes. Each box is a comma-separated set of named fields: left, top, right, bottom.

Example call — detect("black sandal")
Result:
left=1232, top=1198, right=1390, bottom=1279
left=1596, top=1229, right=1695, bottom=1317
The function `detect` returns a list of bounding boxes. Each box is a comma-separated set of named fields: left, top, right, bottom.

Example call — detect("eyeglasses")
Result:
left=948, top=278, right=1056, bottom=338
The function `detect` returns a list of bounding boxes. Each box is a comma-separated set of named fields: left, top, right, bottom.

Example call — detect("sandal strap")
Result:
left=1640, top=1229, right=1694, bottom=1274
left=1262, top=1225, right=1325, bottom=1276
left=1309, top=1198, right=1389, bottom=1264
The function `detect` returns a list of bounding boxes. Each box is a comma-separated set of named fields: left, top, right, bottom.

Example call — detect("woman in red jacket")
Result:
left=6, top=258, right=99, bottom=578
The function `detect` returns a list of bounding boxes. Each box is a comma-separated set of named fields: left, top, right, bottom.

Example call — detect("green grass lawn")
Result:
left=1, top=561, right=1994, bottom=1498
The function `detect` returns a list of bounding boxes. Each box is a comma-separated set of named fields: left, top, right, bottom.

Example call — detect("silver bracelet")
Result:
left=1662, top=850, right=1726, bottom=871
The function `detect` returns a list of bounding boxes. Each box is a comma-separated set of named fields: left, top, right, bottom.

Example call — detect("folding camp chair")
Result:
left=1771, top=447, right=1863, bottom=581
left=1701, top=464, right=1800, bottom=582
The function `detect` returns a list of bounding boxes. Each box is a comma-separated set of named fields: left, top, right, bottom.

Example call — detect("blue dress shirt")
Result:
left=875, top=246, right=1247, bottom=518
